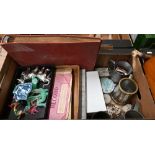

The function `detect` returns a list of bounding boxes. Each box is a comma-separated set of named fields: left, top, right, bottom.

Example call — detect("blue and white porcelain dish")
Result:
left=100, top=78, right=115, bottom=94
left=13, top=83, right=32, bottom=101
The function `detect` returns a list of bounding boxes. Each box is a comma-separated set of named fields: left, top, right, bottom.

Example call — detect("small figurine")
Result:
left=20, top=67, right=38, bottom=81
left=32, top=77, right=39, bottom=89
left=27, top=100, right=39, bottom=115
left=24, top=88, right=48, bottom=114
left=37, top=68, right=51, bottom=86
left=28, top=105, right=39, bottom=115
left=32, top=67, right=39, bottom=74
left=21, top=67, right=31, bottom=79
left=9, top=102, right=25, bottom=119
left=17, top=79, right=25, bottom=84
left=38, top=67, right=45, bottom=75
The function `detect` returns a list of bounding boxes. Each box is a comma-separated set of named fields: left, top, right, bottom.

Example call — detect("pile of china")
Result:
left=95, top=60, right=143, bottom=119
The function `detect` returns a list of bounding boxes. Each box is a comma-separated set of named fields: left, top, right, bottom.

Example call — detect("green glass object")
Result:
left=134, top=34, right=155, bottom=49
left=25, top=88, right=48, bottom=112
left=32, top=77, right=38, bottom=89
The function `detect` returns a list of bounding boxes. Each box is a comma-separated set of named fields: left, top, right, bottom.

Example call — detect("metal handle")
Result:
left=108, top=59, right=116, bottom=70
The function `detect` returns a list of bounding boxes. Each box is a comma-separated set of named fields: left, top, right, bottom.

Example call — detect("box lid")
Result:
left=1, top=35, right=101, bottom=70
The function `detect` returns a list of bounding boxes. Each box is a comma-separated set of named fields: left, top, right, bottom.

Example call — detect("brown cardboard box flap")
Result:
left=1, top=35, right=101, bottom=70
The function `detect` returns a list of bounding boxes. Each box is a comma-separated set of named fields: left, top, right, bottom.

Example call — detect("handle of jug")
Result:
left=108, top=59, right=116, bottom=70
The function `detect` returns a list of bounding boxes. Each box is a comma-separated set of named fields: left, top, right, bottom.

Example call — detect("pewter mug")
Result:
left=124, top=110, right=144, bottom=120
left=111, top=78, right=138, bottom=105
left=91, top=111, right=111, bottom=119
left=109, top=60, right=133, bottom=83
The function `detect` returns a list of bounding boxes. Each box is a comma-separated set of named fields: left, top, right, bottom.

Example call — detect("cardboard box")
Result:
left=0, top=56, right=80, bottom=119
left=96, top=48, right=155, bottom=119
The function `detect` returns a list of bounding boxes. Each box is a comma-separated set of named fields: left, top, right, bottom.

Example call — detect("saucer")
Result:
left=100, top=78, right=115, bottom=94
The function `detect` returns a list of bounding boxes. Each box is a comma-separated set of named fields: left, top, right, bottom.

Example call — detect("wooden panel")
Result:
left=120, top=34, right=131, bottom=40
left=0, top=56, right=17, bottom=114
left=2, top=35, right=101, bottom=70
left=0, top=47, right=7, bottom=71
left=94, top=34, right=131, bottom=40
left=9, top=35, right=100, bottom=43
left=132, top=50, right=155, bottom=119
left=96, top=54, right=131, bottom=67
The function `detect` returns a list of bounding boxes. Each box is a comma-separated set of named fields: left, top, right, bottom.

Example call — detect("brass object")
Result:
left=111, top=78, right=138, bottom=105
